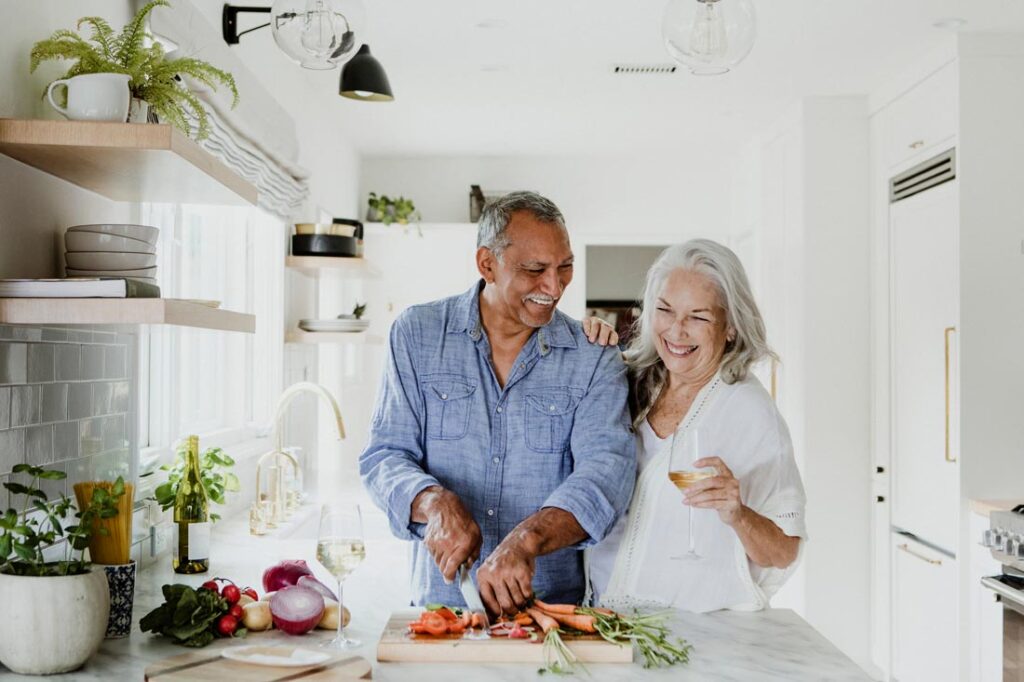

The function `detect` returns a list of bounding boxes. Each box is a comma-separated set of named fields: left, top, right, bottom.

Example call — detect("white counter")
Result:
left=0, top=502, right=869, bottom=680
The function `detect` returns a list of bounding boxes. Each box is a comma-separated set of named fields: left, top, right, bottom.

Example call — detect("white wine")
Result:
left=669, top=470, right=713, bottom=490
left=173, top=435, right=210, bottom=574
left=316, top=537, right=366, bottom=579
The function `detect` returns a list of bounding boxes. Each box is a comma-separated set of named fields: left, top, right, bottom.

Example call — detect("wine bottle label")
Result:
left=173, top=521, right=211, bottom=560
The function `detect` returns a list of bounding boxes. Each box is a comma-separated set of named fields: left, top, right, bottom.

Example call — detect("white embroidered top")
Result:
left=586, top=372, right=807, bottom=613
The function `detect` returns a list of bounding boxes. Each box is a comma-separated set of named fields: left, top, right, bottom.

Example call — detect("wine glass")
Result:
left=315, top=503, right=365, bottom=649
left=668, top=428, right=713, bottom=560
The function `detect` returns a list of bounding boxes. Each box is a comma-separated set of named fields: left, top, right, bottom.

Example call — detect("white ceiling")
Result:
left=254, top=0, right=1024, bottom=157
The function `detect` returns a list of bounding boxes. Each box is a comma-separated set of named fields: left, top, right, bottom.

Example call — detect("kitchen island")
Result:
left=0, top=502, right=869, bottom=681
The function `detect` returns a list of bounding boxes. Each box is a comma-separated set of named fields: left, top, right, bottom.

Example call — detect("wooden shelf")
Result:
left=0, top=119, right=257, bottom=206
left=0, top=298, right=254, bottom=333
left=285, top=330, right=383, bottom=345
left=285, top=256, right=373, bottom=273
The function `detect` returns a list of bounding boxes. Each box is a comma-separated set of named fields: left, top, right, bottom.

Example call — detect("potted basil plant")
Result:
left=0, top=465, right=126, bottom=675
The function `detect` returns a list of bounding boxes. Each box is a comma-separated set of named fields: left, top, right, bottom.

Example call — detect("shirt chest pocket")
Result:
left=524, top=388, right=582, bottom=453
left=423, top=376, right=477, bottom=440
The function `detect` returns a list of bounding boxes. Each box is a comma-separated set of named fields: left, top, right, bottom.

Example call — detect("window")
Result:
left=138, top=203, right=284, bottom=473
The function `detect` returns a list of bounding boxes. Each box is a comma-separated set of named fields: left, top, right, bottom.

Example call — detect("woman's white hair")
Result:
left=624, top=238, right=776, bottom=420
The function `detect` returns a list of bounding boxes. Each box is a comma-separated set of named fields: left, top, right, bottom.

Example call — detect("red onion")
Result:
left=297, top=575, right=338, bottom=601
left=269, top=585, right=325, bottom=635
left=262, top=559, right=314, bottom=593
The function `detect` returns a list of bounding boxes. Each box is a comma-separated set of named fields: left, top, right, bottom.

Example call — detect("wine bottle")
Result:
left=173, top=435, right=210, bottom=574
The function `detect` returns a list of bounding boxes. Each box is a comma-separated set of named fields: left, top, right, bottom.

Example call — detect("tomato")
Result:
left=216, top=614, right=238, bottom=637
left=201, top=580, right=219, bottom=591
left=420, top=612, right=449, bottom=636
left=435, top=607, right=458, bottom=621
left=228, top=604, right=244, bottom=620
left=221, top=584, right=241, bottom=605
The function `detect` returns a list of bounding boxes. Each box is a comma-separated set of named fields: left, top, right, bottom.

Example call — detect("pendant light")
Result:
left=339, top=44, right=394, bottom=101
left=662, top=0, right=757, bottom=75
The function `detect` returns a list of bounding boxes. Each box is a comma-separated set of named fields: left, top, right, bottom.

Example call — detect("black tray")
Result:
left=292, top=234, right=357, bottom=257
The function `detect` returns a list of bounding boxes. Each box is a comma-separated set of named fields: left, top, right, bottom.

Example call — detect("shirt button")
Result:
left=549, top=405, right=556, bottom=411
left=487, top=509, right=495, bottom=516
left=492, top=457, right=500, bottom=464
left=496, top=406, right=503, bottom=413
left=441, top=393, right=448, bottom=400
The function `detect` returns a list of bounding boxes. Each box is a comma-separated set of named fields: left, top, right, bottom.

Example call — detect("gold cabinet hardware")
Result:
left=898, top=542, right=942, bottom=566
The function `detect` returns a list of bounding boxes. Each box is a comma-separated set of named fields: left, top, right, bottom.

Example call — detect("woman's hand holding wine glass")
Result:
left=316, top=504, right=365, bottom=649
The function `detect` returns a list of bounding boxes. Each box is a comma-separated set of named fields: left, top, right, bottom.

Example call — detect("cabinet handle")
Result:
left=944, top=326, right=956, bottom=463
left=876, top=495, right=886, bottom=503
left=897, top=543, right=942, bottom=566
left=909, top=140, right=925, bottom=150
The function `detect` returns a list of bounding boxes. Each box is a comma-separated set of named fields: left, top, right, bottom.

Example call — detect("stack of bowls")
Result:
left=64, top=224, right=159, bottom=283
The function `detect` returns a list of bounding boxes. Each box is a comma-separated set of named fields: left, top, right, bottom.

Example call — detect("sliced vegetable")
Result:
left=269, top=585, right=326, bottom=635
left=297, top=574, right=338, bottom=601
left=262, top=559, right=314, bottom=593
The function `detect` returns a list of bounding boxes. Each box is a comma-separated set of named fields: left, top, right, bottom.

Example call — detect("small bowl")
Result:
left=65, top=231, right=156, bottom=255
left=66, top=267, right=158, bottom=279
left=66, top=252, right=157, bottom=270
left=66, top=224, right=159, bottom=245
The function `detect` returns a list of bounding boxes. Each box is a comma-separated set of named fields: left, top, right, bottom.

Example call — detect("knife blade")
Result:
left=458, top=564, right=490, bottom=630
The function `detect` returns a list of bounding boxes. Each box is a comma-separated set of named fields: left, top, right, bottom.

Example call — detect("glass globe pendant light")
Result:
left=662, top=0, right=756, bottom=75
left=271, top=0, right=365, bottom=70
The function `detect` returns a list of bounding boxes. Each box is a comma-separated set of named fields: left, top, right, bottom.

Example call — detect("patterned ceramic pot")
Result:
left=0, top=568, right=109, bottom=674
left=97, top=560, right=136, bottom=638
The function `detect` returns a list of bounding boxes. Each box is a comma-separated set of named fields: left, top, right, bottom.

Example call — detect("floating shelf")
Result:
left=285, top=330, right=384, bottom=345
left=0, top=298, right=254, bottom=333
left=285, top=256, right=374, bottom=274
left=0, top=119, right=257, bottom=206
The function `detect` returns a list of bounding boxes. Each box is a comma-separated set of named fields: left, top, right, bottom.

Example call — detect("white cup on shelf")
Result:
left=46, top=73, right=131, bottom=122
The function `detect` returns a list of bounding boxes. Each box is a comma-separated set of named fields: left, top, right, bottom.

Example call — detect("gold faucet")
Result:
left=253, top=382, right=346, bottom=530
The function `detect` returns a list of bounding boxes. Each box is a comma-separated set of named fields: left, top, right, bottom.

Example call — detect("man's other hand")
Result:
left=413, top=487, right=483, bottom=583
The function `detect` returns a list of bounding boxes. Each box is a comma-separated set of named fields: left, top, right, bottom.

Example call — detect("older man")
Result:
left=359, top=191, right=636, bottom=614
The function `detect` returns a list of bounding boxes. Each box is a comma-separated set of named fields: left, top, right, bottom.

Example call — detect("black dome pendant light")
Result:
left=339, top=44, right=394, bottom=101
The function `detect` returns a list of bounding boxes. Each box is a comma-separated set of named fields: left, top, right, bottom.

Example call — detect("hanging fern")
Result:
left=29, top=0, right=237, bottom=140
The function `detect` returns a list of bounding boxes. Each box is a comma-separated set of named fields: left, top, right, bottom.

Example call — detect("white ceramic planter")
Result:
left=0, top=569, right=110, bottom=674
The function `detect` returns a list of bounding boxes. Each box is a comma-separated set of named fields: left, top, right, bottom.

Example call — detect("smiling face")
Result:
left=477, top=210, right=574, bottom=330
left=651, top=268, right=734, bottom=386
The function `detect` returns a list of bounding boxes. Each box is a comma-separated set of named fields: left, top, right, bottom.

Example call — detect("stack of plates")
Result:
left=64, top=224, right=159, bottom=283
left=298, top=318, right=370, bottom=333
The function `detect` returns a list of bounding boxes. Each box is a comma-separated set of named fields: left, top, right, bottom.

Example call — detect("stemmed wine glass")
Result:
left=668, top=428, right=713, bottom=560
left=315, top=503, right=365, bottom=649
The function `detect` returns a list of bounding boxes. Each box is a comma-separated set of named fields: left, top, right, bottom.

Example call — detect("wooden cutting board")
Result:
left=144, top=648, right=372, bottom=680
left=376, top=610, right=633, bottom=664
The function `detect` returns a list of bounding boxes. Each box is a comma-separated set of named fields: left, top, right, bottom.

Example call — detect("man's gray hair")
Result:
left=625, top=239, right=777, bottom=421
left=477, top=191, right=566, bottom=259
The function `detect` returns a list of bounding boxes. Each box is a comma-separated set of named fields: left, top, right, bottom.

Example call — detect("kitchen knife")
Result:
left=458, top=564, right=490, bottom=630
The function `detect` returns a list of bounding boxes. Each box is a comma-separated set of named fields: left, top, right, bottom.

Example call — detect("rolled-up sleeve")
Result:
left=359, top=316, right=440, bottom=540
left=542, top=347, right=636, bottom=546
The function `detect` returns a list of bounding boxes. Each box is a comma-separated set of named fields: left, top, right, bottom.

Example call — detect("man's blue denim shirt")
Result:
left=359, top=281, right=636, bottom=606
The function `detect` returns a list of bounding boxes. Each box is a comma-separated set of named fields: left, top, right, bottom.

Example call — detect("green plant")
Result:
left=152, top=443, right=240, bottom=522
left=352, top=302, right=367, bottom=319
left=29, top=0, right=238, bottom=140
left=140, top=583, right=242, bottom=647
left=366, top=193, right=422, bottom=226
left=0, top=465, right=126, bottom=577
left=392, top=196, right=421, bottom=225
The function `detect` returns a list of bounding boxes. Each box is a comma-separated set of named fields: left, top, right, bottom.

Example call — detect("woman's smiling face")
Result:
left=652, top=268, right=733, bottom=385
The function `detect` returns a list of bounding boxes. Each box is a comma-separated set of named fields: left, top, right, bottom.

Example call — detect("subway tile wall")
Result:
left=0, top=325, right=137, bottom=511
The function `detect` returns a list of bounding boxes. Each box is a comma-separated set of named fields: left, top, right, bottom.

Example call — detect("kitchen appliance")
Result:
left=981, top=506, right=1024, bottom=681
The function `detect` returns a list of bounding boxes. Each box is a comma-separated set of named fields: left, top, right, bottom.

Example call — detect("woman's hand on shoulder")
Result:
left=582, top=317, right=619, bottom=347
left=683, top=456, right=743, bottom=526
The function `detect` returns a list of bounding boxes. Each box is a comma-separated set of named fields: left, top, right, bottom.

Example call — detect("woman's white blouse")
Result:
left=586, top=372, right=807, bottom=613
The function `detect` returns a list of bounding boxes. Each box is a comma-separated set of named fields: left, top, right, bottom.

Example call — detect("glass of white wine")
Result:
left=316, top=503, right=366, bottom=649
left=668, top=428, right=712, bottom=560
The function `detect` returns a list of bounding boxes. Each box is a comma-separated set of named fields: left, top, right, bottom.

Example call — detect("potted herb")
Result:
left=0, top=465, right=126, bottom=675
left=30, top=0, right=238, bottom=139
left=366, top=192, right=387, bottom=222
left=392, top=196, right=421, bottom=226
left=152, top=442, right=240, bottom=523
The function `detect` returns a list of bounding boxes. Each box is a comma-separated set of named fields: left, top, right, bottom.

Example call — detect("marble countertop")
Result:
left=0, top=501, right=869, bottom=681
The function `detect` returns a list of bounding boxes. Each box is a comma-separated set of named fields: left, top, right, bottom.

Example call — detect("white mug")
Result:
left=46, top=73, right=131, bottom=122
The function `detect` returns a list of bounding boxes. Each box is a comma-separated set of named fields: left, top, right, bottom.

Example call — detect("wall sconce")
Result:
left=339, top=44, right=394, bottom=101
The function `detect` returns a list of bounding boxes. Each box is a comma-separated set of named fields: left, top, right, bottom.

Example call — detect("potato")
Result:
left=242, top=601, right=273, bottom=631
left=238, top=594, right=256, bottom=607
left=317, top=599, right=351, bottom=629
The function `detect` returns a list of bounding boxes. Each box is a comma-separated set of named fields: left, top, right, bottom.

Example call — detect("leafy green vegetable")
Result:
left=581, top=608, right=692, bottom=668
left=140, top=584, right=230, bottom=647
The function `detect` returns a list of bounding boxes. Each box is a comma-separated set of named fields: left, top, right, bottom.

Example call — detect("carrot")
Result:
left=470, top=612, right=483, bottom=629
left=589, top=607, right=615, bottom=617
left=544, top=612, right=597, bottom=633
left=532, top=599, right=578, bottom=615
left=526, top=607, right=560, bottom=634
left=513, top=612, right=533, bottom=626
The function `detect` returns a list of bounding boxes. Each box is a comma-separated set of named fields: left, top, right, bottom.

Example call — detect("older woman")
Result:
left=585, top=239, right=806, bottom=613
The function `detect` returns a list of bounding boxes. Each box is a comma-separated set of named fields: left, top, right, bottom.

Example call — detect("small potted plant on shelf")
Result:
left=0, top=465, right=126, bottom=675
left=30, top=0, right=238, bottom=139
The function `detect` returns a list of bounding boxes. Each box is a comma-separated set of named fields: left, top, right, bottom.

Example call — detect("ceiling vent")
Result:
left=890, top=148, right=956, bottom=203
left=612, top=64, right=678, bottom=75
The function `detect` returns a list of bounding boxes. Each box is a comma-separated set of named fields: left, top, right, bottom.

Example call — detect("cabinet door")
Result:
left=892, top=534, right=958, bottom=681
left=890, top=180, right=959, bottom=552
left=883, top=61, right=958, bottom=170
